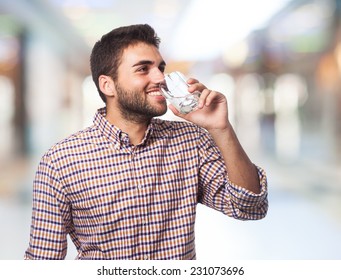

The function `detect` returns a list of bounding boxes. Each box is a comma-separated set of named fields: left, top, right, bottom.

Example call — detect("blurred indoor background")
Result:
left=0, top=0, right=340, bottom=260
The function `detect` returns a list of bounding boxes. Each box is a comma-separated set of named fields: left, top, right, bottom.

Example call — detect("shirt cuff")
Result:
left=226, top=165, right=268, bottom=208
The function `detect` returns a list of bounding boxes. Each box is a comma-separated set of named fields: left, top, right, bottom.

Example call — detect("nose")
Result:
left=150, top=68, right=165, bottom=84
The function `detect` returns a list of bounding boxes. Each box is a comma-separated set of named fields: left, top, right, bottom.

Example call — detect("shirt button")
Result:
left=144, top=255, right=149, bottom=260
left=114, top=143, right=120, bottom=150
left=137, top=185, right=142, bottom=189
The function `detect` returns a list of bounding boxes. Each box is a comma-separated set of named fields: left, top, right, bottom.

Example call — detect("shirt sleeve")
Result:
left=24, top=152, right=72, bottom=259
left=197, top=127, right=268, bottom=220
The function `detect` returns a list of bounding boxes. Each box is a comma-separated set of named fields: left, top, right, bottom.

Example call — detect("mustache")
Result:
left=147, top=83, right=166, bottom=91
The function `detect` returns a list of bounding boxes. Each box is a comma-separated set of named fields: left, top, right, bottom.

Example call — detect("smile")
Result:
left=147, top=90, right=162, bottom=96
left=146, top=87, right=164, bottom=96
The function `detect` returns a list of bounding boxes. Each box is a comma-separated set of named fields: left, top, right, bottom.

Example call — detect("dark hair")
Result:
left=90, top=24, right=161, bottom=103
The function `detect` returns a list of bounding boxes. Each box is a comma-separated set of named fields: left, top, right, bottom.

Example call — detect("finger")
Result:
left=186, top=78, right=199, bottom=85
left=203, top=90, right=219, bottom=106
left=196, top=88, right=209, bottom=108
left=188, top=82, right=206, bottom=94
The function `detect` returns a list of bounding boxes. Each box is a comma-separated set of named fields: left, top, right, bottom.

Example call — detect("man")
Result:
left=25, top=24, right=268, bottom=260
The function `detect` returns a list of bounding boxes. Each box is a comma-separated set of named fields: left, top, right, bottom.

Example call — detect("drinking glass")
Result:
left=160, top=71, right=200, bottom=114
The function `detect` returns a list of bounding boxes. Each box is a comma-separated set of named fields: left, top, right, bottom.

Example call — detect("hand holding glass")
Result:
left=160, top=71, right=200, bottom=114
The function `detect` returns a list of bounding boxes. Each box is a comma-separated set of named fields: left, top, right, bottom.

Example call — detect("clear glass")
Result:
left=160, top=71, right=200, bottom=114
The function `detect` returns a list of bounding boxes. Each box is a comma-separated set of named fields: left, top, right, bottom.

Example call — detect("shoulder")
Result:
left=43, top=125, right=104, bottom=160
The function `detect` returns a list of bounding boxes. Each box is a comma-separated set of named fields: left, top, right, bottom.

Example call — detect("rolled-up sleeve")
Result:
left=197, top=127, right=268, bottom=221
left=224, top=166, right=268, bottom=220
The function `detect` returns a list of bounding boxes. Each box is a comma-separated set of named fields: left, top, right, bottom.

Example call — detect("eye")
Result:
left=137, top=66, right=148, bottom=72
left=158, top=62, right=166, bottom=73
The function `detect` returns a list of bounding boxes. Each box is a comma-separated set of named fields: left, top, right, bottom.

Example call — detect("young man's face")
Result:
left=113, top=42, right=168, bottom=121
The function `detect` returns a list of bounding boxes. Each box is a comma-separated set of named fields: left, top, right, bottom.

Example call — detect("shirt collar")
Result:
left=93, top=107, right=159, bottom=147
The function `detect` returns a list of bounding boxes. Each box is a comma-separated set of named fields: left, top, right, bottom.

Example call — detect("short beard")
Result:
left=115, top=82, right=166, bottom=124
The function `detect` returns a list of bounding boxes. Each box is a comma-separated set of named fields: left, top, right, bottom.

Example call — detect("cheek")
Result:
left=116, top=71, right=149, bottom=92
left=117, top=71, right=142, bottom=85
left=127, top=74, right=149, bottom=88
left=131, top=79, right=148, bottom=91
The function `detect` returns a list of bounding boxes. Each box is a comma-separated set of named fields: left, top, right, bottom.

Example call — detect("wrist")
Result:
left=207, top=122, right=233, bottom=137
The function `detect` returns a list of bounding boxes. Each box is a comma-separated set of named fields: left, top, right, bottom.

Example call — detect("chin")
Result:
left=153, top=104, right=168, bottom=116
left=153, top=109, right=167, bottom=118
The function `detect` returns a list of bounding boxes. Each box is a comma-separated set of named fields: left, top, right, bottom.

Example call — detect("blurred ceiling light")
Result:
left=274, top=74, right=308, bottom=110
left=47, top=0, right=120, bottom=43
left=49, top=0, right=117, bottom=9
left=49, top=0, right=91, bottom=20
left=170, top=0, right=290, bottom=60
left=63, top=5, right=90, bottom=21
left=45, top=0, right=290, bottom=60
left=153, top=0, right=181, bottom=19
left=222, top=40, right=249, bottom=68
left=209, top=73, right=235, bottom=95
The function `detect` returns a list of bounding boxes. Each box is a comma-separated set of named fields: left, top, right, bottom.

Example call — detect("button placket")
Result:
left=129, top=147, right=150, bottom=257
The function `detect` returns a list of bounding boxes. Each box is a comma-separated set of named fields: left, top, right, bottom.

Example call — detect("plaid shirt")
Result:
left=25, top=108, right=268, bottom=260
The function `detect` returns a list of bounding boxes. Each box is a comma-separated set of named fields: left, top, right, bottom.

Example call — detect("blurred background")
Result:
left=0, top=0, right=340, bottom=260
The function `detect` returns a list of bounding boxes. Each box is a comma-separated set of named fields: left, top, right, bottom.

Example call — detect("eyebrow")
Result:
left=132, top=60, right=166, bottom=68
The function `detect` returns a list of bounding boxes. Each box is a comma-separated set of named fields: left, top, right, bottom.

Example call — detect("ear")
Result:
left=99, top=75, right=116, bottom=98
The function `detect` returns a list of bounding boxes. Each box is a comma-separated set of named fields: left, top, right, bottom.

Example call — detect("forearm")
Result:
left=208, top=123, right=261, bottom=194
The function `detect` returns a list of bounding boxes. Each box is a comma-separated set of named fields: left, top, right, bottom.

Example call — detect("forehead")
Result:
left=120, top=42, right=164, bottom=66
